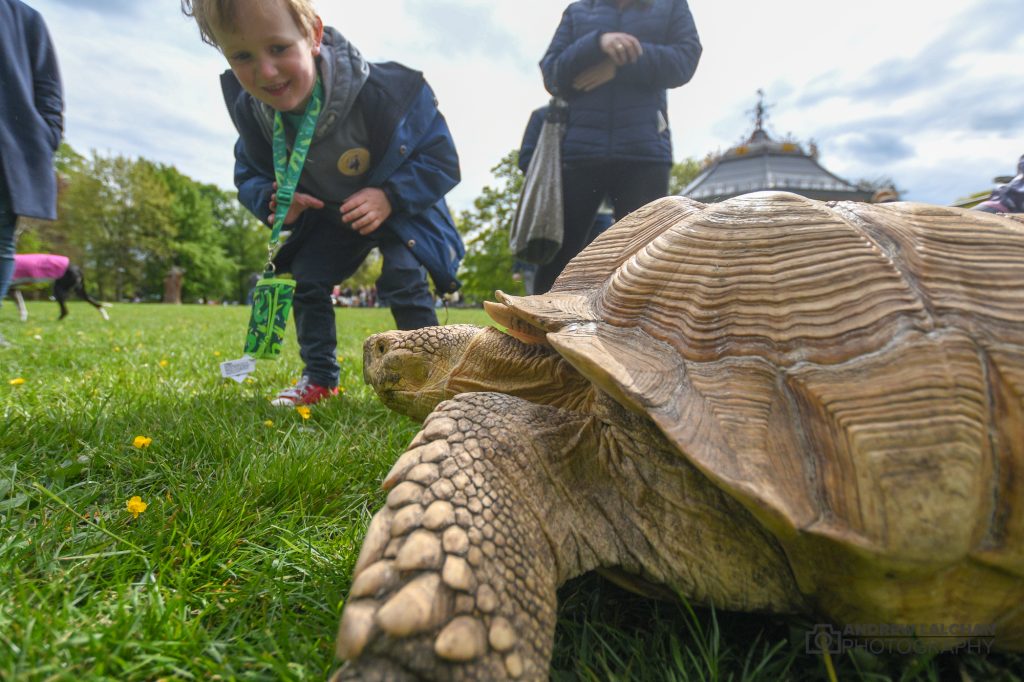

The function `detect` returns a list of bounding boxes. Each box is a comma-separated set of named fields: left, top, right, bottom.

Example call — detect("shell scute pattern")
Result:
left=530, top=192, right=1024, bottom=565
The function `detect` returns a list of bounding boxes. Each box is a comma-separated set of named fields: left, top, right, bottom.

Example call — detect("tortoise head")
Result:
left=364, top=322, right=597, bottom=421
left=363, top=324, right=484, bottom=421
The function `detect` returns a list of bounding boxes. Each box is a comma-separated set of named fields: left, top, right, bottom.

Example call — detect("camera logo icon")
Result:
left=806, top=624, right=843, bottom=654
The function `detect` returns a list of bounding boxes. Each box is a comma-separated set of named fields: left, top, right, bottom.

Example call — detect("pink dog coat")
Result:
left=12, top=254, right=70, bottom=283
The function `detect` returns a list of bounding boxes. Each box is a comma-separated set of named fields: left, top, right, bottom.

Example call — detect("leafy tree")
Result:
left=669, top=158, right=702, bottom=196
left=158, top=166, right=236, bottom=302
left=60, top=153, right=176, bottom=301
left=206, top=185, right=270, bottom=302
left=455, top=151, right=526, bottom=304
left=15, top=142, right=290, bottom=303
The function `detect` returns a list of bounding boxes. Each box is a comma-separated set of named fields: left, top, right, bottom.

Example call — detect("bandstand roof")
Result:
left=681, top=97, right=873, bottom=203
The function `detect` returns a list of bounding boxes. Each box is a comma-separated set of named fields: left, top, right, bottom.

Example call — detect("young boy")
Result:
left=182, top=0, right=464, bottom=406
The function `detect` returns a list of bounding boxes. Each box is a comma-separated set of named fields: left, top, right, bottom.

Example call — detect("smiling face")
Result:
left=213, top=0, right=323, bottom=114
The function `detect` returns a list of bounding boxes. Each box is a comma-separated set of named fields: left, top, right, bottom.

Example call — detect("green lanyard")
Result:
left=265, top=77, right=324, bottom=272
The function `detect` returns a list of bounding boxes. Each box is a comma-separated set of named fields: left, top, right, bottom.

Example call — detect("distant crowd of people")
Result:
left=330, top=284, right=377, bottom=308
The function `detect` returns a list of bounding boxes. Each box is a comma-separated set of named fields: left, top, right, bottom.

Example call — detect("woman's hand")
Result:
left=341, top=187, right=392, bottom=236
left=574, top=59, right=617, bottom=92
left=599, top=32, right=642, bottom=65
left=267, top=182, right=325, bottom=226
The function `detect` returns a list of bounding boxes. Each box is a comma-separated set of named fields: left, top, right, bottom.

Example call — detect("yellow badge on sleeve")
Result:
left=338, top=148, right=371, bottom=176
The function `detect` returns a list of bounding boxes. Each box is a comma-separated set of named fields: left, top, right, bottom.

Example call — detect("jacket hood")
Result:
left=314, top=27, right=370, bottom=136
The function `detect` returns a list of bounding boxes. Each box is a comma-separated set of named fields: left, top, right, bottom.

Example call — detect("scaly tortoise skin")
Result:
left=333, top=191, right=1024, bottom=680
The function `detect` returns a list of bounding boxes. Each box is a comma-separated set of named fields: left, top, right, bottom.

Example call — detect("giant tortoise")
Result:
left=333, top=191, right=1024, bottom=680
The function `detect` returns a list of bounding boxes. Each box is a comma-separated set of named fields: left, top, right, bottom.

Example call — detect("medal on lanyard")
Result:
left=243, top=78, right=324, bottom=359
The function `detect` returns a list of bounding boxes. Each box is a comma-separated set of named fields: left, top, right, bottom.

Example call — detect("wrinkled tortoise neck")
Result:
left=448, top=326, right=599, bottom=413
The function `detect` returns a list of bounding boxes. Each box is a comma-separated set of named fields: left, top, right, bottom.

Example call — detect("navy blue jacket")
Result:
left=0, top=0, right=63, bottom=220
left=541, top=0, right=701, bottom=164
left=223, top=60, right=464, bottom=293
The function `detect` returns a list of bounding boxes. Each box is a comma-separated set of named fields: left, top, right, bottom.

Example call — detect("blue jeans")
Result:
left=0, top=178, right=17, bottom=307
left=278, top=213, right=437, bottom=388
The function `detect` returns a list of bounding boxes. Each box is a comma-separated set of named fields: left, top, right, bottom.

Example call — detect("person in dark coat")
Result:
left=0, top=0, right=64, bottom=345
left=535, top=0, right=701, bottom=293
left=974, top=154, right=1024, bottom=214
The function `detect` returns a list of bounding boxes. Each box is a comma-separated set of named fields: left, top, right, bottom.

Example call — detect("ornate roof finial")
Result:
left=754, top=88, right=766, bottom=132
left=744, top=89, right=774, bottom=145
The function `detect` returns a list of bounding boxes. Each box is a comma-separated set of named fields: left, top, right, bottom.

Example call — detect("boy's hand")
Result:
left=341, top=187, right=392, bottom=236
left=267, top=182, right=325, bottom=226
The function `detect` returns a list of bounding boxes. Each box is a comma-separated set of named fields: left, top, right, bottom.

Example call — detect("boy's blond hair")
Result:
left=181, top=0, right=319, bottom=48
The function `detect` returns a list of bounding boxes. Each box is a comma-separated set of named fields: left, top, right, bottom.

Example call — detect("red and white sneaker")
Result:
left=270, top=376, right=338, bottom=407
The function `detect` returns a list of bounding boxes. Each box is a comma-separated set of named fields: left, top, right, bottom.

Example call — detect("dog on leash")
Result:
left=10, top=254, right=109, bottom=321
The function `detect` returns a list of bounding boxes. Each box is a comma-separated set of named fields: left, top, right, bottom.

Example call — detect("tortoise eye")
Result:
left=377, top=340, right=387, bottom=354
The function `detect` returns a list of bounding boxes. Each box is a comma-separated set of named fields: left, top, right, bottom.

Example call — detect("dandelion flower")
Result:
left=126, top=496, right=148, bottom=519
left=296, top=406, right=311, bottom=420
left=159, top=359, right=169, bottom=367
left=9, top=378, right=25, bottom=386
left=264, top=419, right=274, bottom=427
left=214, top=351, right=221, bottom=357
left=133, top=435, right=153, bottom=448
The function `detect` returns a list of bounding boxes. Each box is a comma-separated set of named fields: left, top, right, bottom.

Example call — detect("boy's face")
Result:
left=214, top=0, right=323, bottom=114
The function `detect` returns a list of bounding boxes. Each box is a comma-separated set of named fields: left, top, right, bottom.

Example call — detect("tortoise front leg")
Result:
left=333, top=393, right=602, bottom=681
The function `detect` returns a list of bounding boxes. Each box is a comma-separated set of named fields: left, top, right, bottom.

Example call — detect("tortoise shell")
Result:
left=490, top=191, right=1024, bottom=646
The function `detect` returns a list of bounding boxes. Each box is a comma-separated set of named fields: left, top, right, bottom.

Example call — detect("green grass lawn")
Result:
left=1, top=302, right=1021, bottom=681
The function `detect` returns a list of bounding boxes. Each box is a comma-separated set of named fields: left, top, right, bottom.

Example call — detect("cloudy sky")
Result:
left=24, top=0, right=1024, bottom=212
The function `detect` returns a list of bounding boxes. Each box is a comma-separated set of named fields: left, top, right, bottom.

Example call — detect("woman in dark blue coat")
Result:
left=0, top=0, right=64, bottom=338
left=536, top=0, right=700, bottom=293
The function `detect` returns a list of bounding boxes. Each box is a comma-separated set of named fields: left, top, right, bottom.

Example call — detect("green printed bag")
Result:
left=244, top=276, right=296, bottom=358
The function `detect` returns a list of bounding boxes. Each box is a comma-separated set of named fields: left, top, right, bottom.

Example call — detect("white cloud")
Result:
left=24, top=0, right=1024, bottom=211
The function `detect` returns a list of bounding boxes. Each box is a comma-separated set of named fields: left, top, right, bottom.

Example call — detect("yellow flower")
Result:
left=9, top=378, right=25, bottom=386
left=214, top=351, right=221, bottom=357
left=113, top=346, right=121, bottom=352
left=264, top=419, right=274, bottom=427
left=296, top=406, right=311, bottom=420
left=126, top=496, right=148, bottom=519
left=159, top=359, right=169, bottom=367
left=133, top=435, right=153, bottom=448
